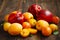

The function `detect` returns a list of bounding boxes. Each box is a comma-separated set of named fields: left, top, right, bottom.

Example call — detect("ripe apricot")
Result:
left=49, top=24, right=58, bottom=32
left=42, top=27, right=52, bottom=36
left=28, top=28, right=37, bottom=34
left=8, top=23, right=23, bottom=35
left=20, top=29, right=30, bottom=37
left=28, top=19, right=36, bottom=27
left=4, top=14, right=10, bottom=21
left=22, top=22, right=31, bottom=28
left=23, top=12, right=33, bottom=21
left=3, top=22, right=11, bottom=31
left=36, top=20, right=49, bottom=31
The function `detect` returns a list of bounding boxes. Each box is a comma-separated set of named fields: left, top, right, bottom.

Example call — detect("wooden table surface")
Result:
left=0, top=0, right=60, bottom=40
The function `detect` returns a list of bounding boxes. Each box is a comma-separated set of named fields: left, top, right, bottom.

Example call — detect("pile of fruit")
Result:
left=3, top=4, right=60, bottom=37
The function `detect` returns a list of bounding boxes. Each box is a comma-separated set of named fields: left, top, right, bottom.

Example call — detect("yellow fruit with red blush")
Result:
left=8, top=23, right=23, bottom=35
left=28, top=19, right=36, bottom=27
left=36, top=20, right=49, bottom=31
left=20, top=29, right=30, bottom=37
left=23, top=12, right=34, bottom=21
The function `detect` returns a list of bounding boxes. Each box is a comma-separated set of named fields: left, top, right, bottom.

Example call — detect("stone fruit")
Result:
left=28, top=19, right=36, bottom=27
left=42, top=27, right=52, bottom=36
left=52, top=16, right=59, bottom=24
left=4, top=14, right=10, bottom=21
left=8, top=23, right=23, bottom=35
left=49, top=24, right=58, bottom=32
left=22, top=22, right=31, bottom=28
left=8, top=11, right=24, bottom=24
left=28, top=28, right=37, bottom=34
left=23, top=12, right=33, bottom=21
left=28, top=4, right=41, bottom=18
left=36, top=10, right=53, bottom=22
left=36, top=20, right=49, bottom=31
left=3, top=22, right=11, bottom=31
left=20, top=29, right=30, bottom=37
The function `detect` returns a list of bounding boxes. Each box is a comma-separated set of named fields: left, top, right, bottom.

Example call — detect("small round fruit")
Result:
left=28, top=28, right=37, bottom=34
left=4, top=14, right=10, bottom=21
left=42, top=27, right=52, bottom=36
left=22, top=22, right=31, bottom=28
left=49, top=24, right=58, bottom=32
left=52, top=16, right=59, bottom=24
left=28, top=19, right=36, bottom=27
left=20, top=29, right=30, bottom=37
left=23, top=12, right=33, bottom=21
left=36, top=20, right=49, bottom=31
left=8, top=23, right=23, bottom=35
left=3, top=22, right=11, bottom=31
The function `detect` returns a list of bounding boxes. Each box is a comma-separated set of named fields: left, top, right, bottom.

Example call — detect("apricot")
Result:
left=28, top=28, right=37, bottom=34
left=36, top=20, right=49, bottom=31
left=28, top=19, right=36, bottom=27
left=22, top=22, right=31, bottom=28
left=42, top=27, right=52, bottom=36
left=4, top=14, right=10, bottom=21
left=8, top=23, right=23, bottom=35
left=3, top=22, right=11, bottom=31
left=49, top=24, right=58, bottom=32
left=23, top=12, right=33, bottom=21
left=20, top=29, right=30, bottom=37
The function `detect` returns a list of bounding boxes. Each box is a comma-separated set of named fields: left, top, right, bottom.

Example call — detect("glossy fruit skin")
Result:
left=4, top=14, right=10, bottom=21
left=42, top=27, right=52, bottom=36
left=49, top=24, right=58, bottom=32
left=28, top=19, right=36, bottom=27
left=22, top=22, right=31, bottom=28
left=36, top=20, right=49, bottom=31
left=28, top=28, right=37, bottom=34
left=23, top=12, right=33, bottom=21
left=3, top=22, right=11, bottom=31
left=8, top=11, right=24, bottom=24
left=52, top=16, right=59, bottom=24
left=36, top=10, right=53, bottom=22
left=20, top=29, right=30, bottom=37
left=8, top=23, right=23, bottom=35
left=28, top=4, right=41, bottom=18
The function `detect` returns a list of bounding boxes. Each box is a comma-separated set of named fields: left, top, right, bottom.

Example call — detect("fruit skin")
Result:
left=52, top=16, right=59, bottom=24
left=8, top=23, right=23, bottom=35
left=28, top=4, right=41, bottom=18
left=3, top=22, right=11, bottom=31
left=36, top=10, right=53, bottom=22
left=49, top=24, right=58, bottom=32
left=8, top=11, right=24, bottom=24
left=42, top=27, right=52, bottom=36
left=28, top=19, right=36, bottom=27
left=36, top=20, right=49, bottom=31
left=4, top=14, right=10, bottom=21
left=28, top=28, right=37, bottom=34
left=20, top=29, right=30, bottom=37
left=23, top=12, right=33, bottom=21
left=22, top=22, right=31, bottom=28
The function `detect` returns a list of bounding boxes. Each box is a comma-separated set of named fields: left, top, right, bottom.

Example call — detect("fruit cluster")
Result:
left=3, top=4, right=59, bottom=37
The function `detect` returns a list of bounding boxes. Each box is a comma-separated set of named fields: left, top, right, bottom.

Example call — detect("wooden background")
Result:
left=0, top=0, right=60, bottom=40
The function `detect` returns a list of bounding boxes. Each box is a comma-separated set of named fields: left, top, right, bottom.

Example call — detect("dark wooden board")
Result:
left=0, top=0, right=60, bottom=40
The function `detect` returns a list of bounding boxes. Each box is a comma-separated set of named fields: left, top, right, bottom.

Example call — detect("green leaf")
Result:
left=53, top=30, right=59, bottom=35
